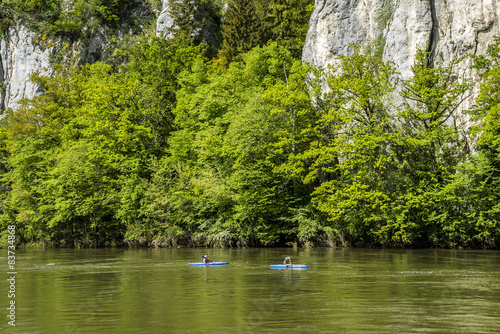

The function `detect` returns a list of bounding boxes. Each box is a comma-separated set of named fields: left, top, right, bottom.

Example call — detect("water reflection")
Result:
left=1, top=248, right=499, bottom=333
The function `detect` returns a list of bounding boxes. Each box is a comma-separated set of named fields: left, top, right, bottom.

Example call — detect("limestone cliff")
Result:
left=304, top=0, right=499, bottom=82
left=156, top=0, right=175, bottom=38
left=0, top=0, right=157, bottom=112
left=2, top=0, right=499, bottom=113
left=0, top=24, right=53, bottom=111
left=303, top=0, right=500, bottom=129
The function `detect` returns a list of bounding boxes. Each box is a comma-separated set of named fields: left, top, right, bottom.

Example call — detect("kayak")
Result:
left=189, top=262, right=229, bottom=266
left=270, top=264, right=308, bottom=269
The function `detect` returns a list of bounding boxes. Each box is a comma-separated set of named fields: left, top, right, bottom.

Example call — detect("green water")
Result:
left=1, top=248, right=500, bottom=333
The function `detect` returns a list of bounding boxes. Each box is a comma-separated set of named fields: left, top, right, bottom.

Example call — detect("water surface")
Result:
left=1, top=248, right=499, bottom=333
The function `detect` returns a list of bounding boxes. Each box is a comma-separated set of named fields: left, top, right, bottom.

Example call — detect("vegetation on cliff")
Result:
left=0, top=0, right=153, bottom=39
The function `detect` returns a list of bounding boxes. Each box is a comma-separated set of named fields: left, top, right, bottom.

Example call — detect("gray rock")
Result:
left=0, top=24, right=53, bottom=111
left=0, top=0, right=155, bottom=112
left=156, top=0, right=176, bottom=38
left=2, top=0, right=499, bottom=117
left=303, top=0, right=500, bottom=130
left=382, top=0, right=433, bottom=80
left=303, top=0, right=382, bottom=68
left=304, top=0, right=500, bottom=73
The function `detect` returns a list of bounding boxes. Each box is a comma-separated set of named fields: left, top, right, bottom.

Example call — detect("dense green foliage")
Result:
left=0, top=0, right=147, bottom=39
left=218, top=0, right=266, bottom=65
left=268, top=0, right=314, bottom=58
left=218, top=0, right=313, bottom=65
left=167, top=0, right=223, bottom=58
left=1, top=3, right=499, bottom=249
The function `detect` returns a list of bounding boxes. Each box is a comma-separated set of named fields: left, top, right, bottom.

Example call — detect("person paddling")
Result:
left=283, top=257, right=292, bottom=266
left=202, top=255, right=213, bottom=264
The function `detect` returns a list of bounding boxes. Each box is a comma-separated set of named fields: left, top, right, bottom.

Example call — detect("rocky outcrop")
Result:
left=0, top=0, right=156, bottom=112
left=382, top=0, right=498, bottom=80
left=381, top=0, right=434, bottom=79
left=2, top=0, right=499, bottom=113
left=156, top=0, right=176, bottom=38
left=303, top=0, right=500, bottom=128
left=303, top=0, right=383, bottom=69
left=156, top=0, right=222, bottom=57
left=0, top=24, right=116, bottom=112
left=304, top=0, right=500, bottom=76
left=0, top=24, right=53, bottom=112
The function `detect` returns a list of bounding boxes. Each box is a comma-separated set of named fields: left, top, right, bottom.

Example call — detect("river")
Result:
left=1, top=247, right=499, bottom=333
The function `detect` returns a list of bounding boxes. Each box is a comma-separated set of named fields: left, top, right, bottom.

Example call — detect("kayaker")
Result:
left=202, top=255, right=212, bottom=263
left=283, top=257, right=292, bottom=266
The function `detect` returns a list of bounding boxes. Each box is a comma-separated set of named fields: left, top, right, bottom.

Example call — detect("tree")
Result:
left=0, top=119, right=11, bottom=246
left=302, top=49, right=398, bottom=246
left=472, top=37, right=500, bottom=162
left=167, top=0, right=223, bottom=58
left=218, top=0, right=266, bottom=66
left=431, top=36, right=500, bottom=248
left=147, top=43, right=317, bottom=246
left=382, top=48, right=472, bottom=245
left=423, top=152, right=500, bottom=248
left=122, top=36, right=205, bottom=153
left=268, top=0, right=314, bottom=58
left=1, top=37, right=204, bottom=246
left=0, top=0, right=134, bottom=39
left=2, top=64, right=89, bottom=245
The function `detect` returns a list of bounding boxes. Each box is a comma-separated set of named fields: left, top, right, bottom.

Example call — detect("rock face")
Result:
left=304, top=0, right=500, bottom=79
left=382, top=0, right=434, bottom=79
left=0, top=0, right=156, bottom=112
left=303, top=0, right=382, bottom=69
left=2, top=0, right=499, bottom=113
left=0, top=24, right=54, bottom=111
left=304, top=0, right=499, bottom=73
left=0, top=24, right=119, bottom=111
left=156, top=0, right=176, bottom=38
left=303, top=0, right=500, bottom=129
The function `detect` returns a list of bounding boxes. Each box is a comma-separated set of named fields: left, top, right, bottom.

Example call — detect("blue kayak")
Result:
left=189, top=262, right=229, bottom=266
left=270, top=264, right=308, bottom=269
